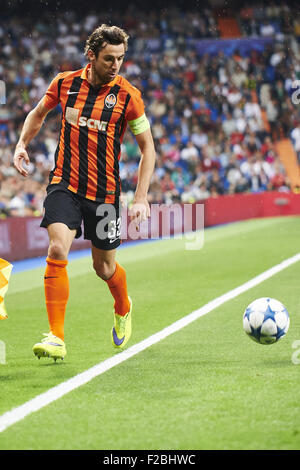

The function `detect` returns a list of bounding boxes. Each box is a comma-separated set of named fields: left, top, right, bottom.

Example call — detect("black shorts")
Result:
left=40, top=185, right=122, bottom=250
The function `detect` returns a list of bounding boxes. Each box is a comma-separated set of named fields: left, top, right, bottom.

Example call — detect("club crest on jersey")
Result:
left=105, top=93, right=117, bottom=108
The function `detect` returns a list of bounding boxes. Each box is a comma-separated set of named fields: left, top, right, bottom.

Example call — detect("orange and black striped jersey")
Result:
left=43, top=64, right=146, bottom=203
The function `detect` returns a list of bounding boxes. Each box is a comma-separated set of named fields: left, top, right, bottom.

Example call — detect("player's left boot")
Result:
left=33, top=332, right=66, bottom=362
left=111, top=296, right=132, bottom=349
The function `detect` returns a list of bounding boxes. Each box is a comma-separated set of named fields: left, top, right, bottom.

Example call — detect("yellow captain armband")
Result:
left=128, top=113, right=150, bottom=135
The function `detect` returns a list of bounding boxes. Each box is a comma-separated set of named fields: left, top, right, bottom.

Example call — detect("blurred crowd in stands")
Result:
left=0, top=2, right=300, bottom=217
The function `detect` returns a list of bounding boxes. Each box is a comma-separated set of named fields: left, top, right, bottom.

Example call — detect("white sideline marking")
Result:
left=1, top=252, right=300, bottom=433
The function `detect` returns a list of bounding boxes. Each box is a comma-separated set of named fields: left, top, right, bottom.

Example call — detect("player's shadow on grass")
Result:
left=38, top=361, right=65, bottom=367
left=36, top=359, right=79, bottom=372
left=0, top=374, right=14, bottom=381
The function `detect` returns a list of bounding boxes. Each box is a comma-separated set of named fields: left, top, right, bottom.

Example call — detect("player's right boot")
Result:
left=111, top=296, right=132, bottom=349
left=33, top=332, right=66, bottom=362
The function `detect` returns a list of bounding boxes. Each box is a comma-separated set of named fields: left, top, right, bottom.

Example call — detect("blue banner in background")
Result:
left=192, top=37, right=274, bottom=57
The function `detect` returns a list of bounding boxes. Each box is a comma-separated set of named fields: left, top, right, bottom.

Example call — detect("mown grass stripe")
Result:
left=1, top=251, right=299, bottom=434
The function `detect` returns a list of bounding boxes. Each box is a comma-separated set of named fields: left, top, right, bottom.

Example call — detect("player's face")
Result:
left=89, top=43, right=125, bottom=85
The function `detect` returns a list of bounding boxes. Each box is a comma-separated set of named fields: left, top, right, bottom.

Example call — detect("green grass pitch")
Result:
left=1, top=216, right=300, bottom=450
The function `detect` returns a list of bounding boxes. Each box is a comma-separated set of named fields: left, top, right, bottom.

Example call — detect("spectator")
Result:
left=0, top=4, right=298, bottom=214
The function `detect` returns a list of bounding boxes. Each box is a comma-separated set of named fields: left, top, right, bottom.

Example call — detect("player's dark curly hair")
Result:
left=84, top=24, right=129, bottom=58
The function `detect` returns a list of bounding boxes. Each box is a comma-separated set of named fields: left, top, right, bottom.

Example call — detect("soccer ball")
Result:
left=243, top=297, right=290, bottom=345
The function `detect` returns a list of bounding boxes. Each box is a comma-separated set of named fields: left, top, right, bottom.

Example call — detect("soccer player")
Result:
left=13, top=24, right=156, bottom=360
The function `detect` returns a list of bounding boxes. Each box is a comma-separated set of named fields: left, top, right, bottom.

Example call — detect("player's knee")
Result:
left=93, top=260, right=115, bottom=280
left=48, top=240, right=68, bottom=260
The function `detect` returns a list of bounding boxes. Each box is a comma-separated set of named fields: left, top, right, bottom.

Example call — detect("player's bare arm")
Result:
left=130, top=127, right=156, bottom=225
left=13, top=97, right=52, bottom=177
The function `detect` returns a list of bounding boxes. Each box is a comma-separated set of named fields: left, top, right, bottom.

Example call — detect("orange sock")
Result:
left=106, top=263, right=130, bottom=316
left=44, top=257, right=69, bottom=340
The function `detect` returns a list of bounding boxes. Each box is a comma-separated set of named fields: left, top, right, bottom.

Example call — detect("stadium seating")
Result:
left=0, top=3, right=299, bottom=217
